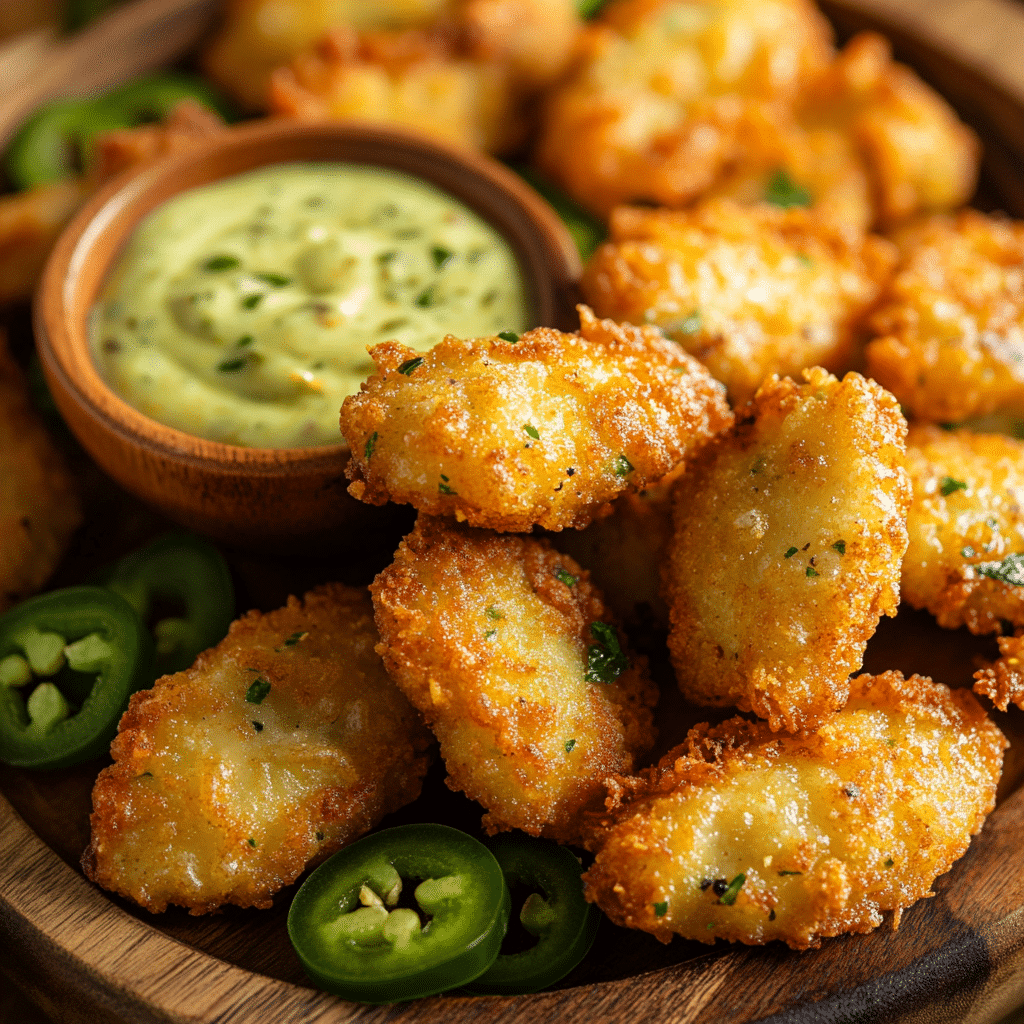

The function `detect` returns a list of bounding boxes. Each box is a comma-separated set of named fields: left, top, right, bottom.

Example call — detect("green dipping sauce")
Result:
left=90, top=162, right=529, bottom=448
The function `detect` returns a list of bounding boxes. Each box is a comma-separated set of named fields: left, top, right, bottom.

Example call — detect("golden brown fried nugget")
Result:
left=0, top=338, right=80, bottom=612
left=581, top=201, right=896, bottom=404
left=664, top=368, right=910, bottom=732
left=582, top=671, right=1005, bottom=950
left=554, top=464, right=682, bottom=629
left=371, top=516, right=658, bottom=841
left=341, top=306, right=733, bottom=532
left=866, top=211, right=1024, bottom=423
left=268, top=0, right=580, bottom=153
left=83, top=584, right=432, bottom=914
left=902, top=424, right=1024, bottom=636
left=203, top=0, right=454, bottom=110
left=974, top=633, right=1024, bottom=711
left=534, top=0, right=834, bottom=216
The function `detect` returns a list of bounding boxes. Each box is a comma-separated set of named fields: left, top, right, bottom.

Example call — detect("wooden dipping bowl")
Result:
left=33, top=119, right=582, bottom=549
left=5, top=0, right=1024, bottom=1022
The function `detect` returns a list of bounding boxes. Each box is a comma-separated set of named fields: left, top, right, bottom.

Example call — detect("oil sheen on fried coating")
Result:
left=663, top=368, right=911, bottom=732
left=341, top=305, right=732, bottom=533
left=582, top=671, right=1005, bottom=949
left=83, top=584, right=433, bottom=914
left=0, top=336, right=81, bottom=612
left=581, top=201, right=896, bottom=405
left=902, top=424, right=1024, bottom=636
left=371, top=516, right=658, bottom=842
left=865, top=211, right=1024, bottom=423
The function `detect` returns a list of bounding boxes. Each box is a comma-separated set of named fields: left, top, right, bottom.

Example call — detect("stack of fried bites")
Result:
left=84, top=0, right=1024, bottom=954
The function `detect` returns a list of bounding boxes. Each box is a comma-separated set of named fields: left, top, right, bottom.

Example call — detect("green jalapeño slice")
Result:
left=287, top=823, right=510, bottom=1003
left=466, top=834, right=601, bottom=995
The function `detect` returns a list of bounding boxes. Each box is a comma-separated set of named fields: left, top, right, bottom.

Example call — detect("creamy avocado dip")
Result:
left=90, top=162, right=529, bottom=448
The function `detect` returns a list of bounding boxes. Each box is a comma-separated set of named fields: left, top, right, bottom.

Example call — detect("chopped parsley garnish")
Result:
left=398, top=357, right=424, bottom=375
left=564, top=739, right=576, bottom=753
left=585, top=622, right=628, bottom=684
left=718, top=873, right=746, bottom=905
left=486, top=606, right=503, bottom=620
left=884, top=858, right=894, bottom=868
left=653, top=901, right=668, bottom=917
left=555, top=568, right=577, bottom=587
left=678, top=310, right=702, bottom=335
left=886, top=738, right=897, bottom=747
left=843, top=783, right=860, bottom=798
left=248, top=838, right=257, bottom=847
left=806, top=566, right=818, bottom=577
left=217, top=357, right=247, bottom=373
left=254, top=272, right=291, bottom=287
left=275, top=631, right=308, bottom=651
left=784, top=546, right=798, bottom=558
left=203, top=255, right=239, bottom=271
left=778, top=870, right=802, bottom=876
left=241, top=293, right=262, bottom=310
left=523, top=423, right=540, bottom=440
left=976, top=552, right=1024, bottom=587
left=431, top=245, right=454, bottom=270
left=415, top=285, right=437, bottom=308
left=252, top=721, right=264, bottom=732
left=364, top=431, right=378, bottom=461
left=832, top=540, right=846, bottom=555
left=962, top=546, right=976, bottom=558
left=236, top=335, right=254, bottom=348
left=438, top=481, right=457, bottom=495
left=614, top=454, right=634, bottom=477
left=764, top=169, right=811, bottom=208
left=940, top=475, right=968, bottom=496
left=797, top=253, right=814, bottom=268
left=245, top=677, right=271, bottom=704
left=498, top=331, right=520, bottom=343
left=484, top=629, right=497, bottom=640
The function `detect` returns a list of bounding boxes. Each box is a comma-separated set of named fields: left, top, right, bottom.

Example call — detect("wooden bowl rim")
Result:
left=34, top=117, right=582, bottom=475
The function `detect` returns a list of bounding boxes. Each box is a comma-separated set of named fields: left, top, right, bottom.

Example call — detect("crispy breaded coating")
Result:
left=83, top=584, right=433, bottom=915
left=581, top=201, right=896, bottom=404
left=974, top=634, right=1024, bottom=712
left=0, top=337, right=81, bottom=611
left=866, top=211, right=1024, bottom=423
left=554, top=464, right=682, bottom=629
left=582, top=671, right=1005, bottom=950
left=269, top=25, right=523, bottom=154
left=203, top=0, right=454, bottom=110
left=902, top=424, right=1024, bottom=635
left=664, top=368, right=910, bottom=732
left=796, top=33, right=978, bottom=228
left=341, top=305, right=733, bottom=532
left=534, top=0, right=834, bottom=217
left=267, top=0, right=580, bottom=153
left=371, top=516, right=658, bottom=841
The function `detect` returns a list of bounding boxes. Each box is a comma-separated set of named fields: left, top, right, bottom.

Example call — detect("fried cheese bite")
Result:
left=582, top=671, right=1005, bottom=950
left=371, top=516, right=658, bottom=841
left=581, top=201, right=896, bottom=405
left=341, top=306, right=733, bottom=532
left=974, top=634, right=1024, bottom=712
left=664, top=368, right=911, bottom=732
left=268, top=0, right=581, bottom=154
left=865, top=211, right=1024, bottom=423
left=0, top=337, right=81, bottom=612
left=902, top=424, right=1024, bottom=636
left=534, top=0, right=834, bottom=217
left=83, top=584, right=433, bottom=914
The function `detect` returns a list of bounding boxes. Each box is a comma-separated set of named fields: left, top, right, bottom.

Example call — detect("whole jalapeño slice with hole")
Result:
left=287, top=823, right=510, bottom=1004
left=466, top=834, right=601, bottom=995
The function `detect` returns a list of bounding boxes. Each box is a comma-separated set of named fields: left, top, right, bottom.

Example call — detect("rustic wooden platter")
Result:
left=3, top=0, right=1024, bottom=1021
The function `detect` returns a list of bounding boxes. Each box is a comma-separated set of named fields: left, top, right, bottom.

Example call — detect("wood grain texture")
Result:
left=4, top=0, right=1024, bottom=1021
